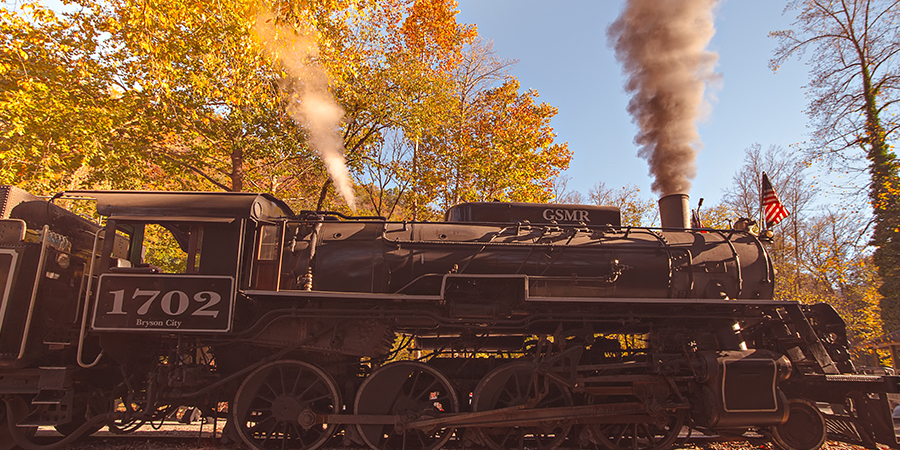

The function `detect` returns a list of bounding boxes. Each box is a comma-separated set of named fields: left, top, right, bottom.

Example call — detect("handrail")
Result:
left=295, top=210, right=386, bottom=221
left=17, top=225, right=50, bottom=359
left=713, top=230, right=743, bottom=298
left=76, top=227, right=104, bottom=368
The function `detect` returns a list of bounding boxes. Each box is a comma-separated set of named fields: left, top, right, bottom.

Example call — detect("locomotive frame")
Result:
left=0, top=184, right=897, bottom=450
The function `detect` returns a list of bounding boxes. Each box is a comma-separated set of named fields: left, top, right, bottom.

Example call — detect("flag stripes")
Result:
left=761, top=172, right=789, bottom=227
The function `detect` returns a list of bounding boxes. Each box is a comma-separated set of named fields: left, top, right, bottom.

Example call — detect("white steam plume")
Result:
left=254, top=10, right=356, bottom=211
left=608, top=0, right=720, bottom=196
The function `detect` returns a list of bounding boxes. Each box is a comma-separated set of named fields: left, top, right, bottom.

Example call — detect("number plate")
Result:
left=92, top=274, right=235, bottom=332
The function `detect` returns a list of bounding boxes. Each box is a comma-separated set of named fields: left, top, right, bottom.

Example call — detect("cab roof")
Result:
left=67, top=190, right=294, bottom=223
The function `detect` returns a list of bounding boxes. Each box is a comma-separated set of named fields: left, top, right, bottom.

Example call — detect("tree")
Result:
left=105, top=0, right=326, bottom=194
left=407, top=40, right=571, bottom=218
left=340, top=32, right=571, bottom=219
left=722, top=144, right=816, bottom=222
left=0, top=2, right=147, bottom=192
left=722, top=144, right=818, bottom=298
left=771, top=0, right=900, bottom=331
left=721, top=144, right=883, bottom=355
left=794, top=211, right=882, bottom=351
left=549, top=175, right=586, bottom=204
left=355, top=129, right=413, bottom=219
left=0, top=0, right=326, bottom=197
left=310, top=0, right=476, bottom=213
left=439, top=78, right=571, bottom=206
left=695, top=202, right=735, bottom=230
left=588, top=182, right=657, bottom=227
left=2, top=0, right=571, bottom=221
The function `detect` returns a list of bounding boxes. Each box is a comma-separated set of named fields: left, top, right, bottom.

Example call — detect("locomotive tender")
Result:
left=0, top=184, right=898, bottom=450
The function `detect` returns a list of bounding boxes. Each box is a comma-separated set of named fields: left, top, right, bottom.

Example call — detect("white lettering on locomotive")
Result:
left=135, top=318, right=164, bottom=328
left=541, top=208, right=591, bottom=222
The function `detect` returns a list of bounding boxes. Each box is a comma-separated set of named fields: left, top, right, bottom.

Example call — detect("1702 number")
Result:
left=105, top=288, right=222, bottom=318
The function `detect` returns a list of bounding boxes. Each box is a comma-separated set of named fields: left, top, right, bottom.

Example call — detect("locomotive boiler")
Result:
left=0, top=184, right=897, bottom=450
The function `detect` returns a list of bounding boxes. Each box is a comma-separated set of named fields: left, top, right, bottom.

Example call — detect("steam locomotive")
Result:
left=0, top=184, right=898, bottom=450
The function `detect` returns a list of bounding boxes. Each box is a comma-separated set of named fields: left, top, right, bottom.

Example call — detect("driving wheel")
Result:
left=233, top=360, right=341, bottom=450
left=472, top=361, right=574, bottom=450
left=354, top=361, right=459, bottom=450
left=591, top=408, right=686, bottom=450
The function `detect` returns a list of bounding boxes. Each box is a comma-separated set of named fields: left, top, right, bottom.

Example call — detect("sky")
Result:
left=455, top=0, right=814, bottom=208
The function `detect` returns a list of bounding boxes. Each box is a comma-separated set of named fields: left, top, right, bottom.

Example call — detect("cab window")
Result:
left=114, top=223, right=204, bottom=274
left=252, top=223, right=281, bottom=289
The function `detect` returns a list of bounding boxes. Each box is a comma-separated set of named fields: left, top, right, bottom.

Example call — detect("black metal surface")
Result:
left=445, top=202, right=621, bottom=227
left=0, top=185, right=898, bottom=450
left=67, top=190, right=294, bottom=221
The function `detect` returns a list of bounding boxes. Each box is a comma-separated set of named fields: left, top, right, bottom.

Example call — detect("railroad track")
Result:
left=29, top=426, right=880, bottom=450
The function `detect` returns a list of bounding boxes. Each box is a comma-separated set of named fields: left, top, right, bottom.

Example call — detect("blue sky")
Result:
left=456, top=0, right=813, bottom=207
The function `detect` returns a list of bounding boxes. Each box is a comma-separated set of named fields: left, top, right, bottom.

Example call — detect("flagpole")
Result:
left=760, top=172, right=764, bottom=232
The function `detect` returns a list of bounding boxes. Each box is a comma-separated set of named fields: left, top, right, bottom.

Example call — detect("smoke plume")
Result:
left=254, top=10, right=356, bottom=211
left=608, top=0, right=720, bottom=196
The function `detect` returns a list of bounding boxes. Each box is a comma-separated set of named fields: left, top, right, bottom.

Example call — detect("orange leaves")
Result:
left=399, top=0, right=475, bottom=70
left=1, top=0, right=570, bottom=215
left=438, top=78, right=572, bottom=204
left=364, top=0, right=473, bottom=71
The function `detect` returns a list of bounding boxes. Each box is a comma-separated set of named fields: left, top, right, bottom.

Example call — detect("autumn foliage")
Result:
left=0, top=0, right=570, bottom=220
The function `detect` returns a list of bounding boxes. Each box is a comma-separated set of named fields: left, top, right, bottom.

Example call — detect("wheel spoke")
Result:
left=498, top=385, right=514, bottom=404
left=631, top=423, right=639, bottom=450
left=278, top=367, right=288, bottom=397
left=473, top=362, right=573, bottom=450
left=414, top=379, right=439, bottom=401
left=262, top=419, right=279, bottom=443
left=593, top=409, right=685, bottom=450
left=512, top=371, right=523, bottom=397
left=643, top=423, right=657, bottom=446
left=297, top=378, right=323, bottom=402
left=249, top=415, right=275, bottom=434
left=291, top=423, right=306, bottom=446
left=407, top=368, right=422, bottom=397
left=355, top=361, right=458, bottom=450
left=302, top=393, right=333, bottom=405
left=234, top=360, right=340, bottom=450
left=612, top=425, right=625, bottom=447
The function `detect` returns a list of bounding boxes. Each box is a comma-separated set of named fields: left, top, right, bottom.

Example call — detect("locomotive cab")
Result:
left=72, top=190, right=294, bottom=334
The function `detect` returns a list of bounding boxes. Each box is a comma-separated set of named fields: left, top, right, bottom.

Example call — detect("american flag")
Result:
left=762, top=172, right=789, bottom=227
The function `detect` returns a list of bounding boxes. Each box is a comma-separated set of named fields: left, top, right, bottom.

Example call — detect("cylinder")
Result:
left=659, top=194, right=690, bottom=228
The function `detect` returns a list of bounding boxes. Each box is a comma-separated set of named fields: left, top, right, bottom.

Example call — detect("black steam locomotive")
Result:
left=0, top=184, right=897, bottom=450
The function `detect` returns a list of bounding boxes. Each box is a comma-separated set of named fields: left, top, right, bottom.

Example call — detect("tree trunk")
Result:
left=230, top=145, right=244, bottom=192
left=861, top=67, right=900, bottom=332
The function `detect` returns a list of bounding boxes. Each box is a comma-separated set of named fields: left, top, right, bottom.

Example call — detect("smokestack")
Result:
left=659, top=193, right=690, bottom=228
